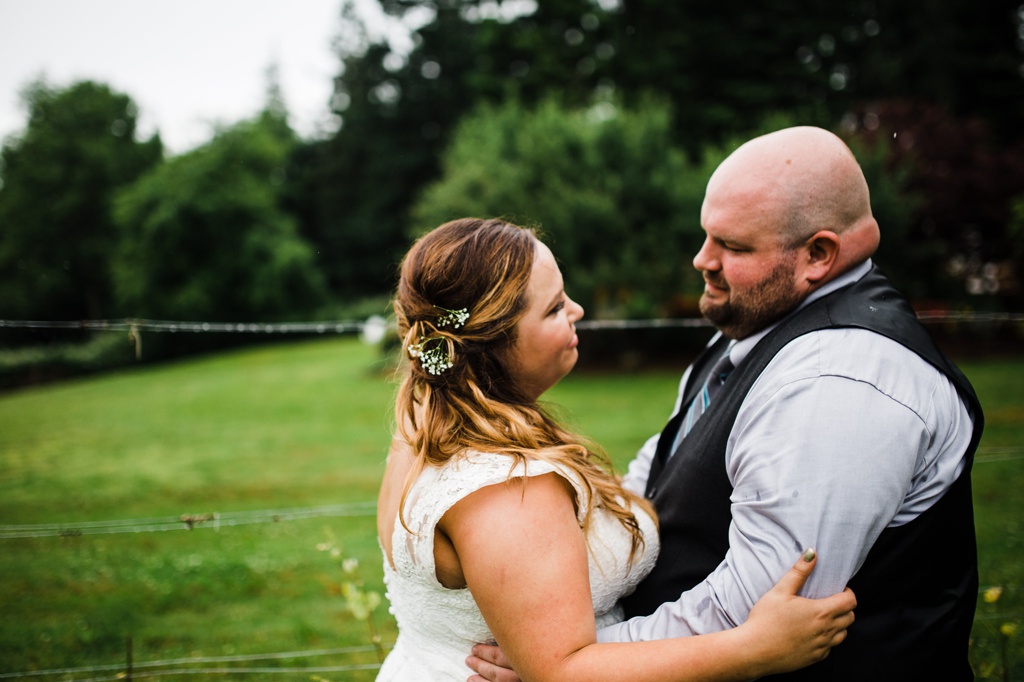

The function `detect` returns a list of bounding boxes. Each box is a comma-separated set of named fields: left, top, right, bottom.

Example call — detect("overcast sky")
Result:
left=0, top=0, right=351, bottom=154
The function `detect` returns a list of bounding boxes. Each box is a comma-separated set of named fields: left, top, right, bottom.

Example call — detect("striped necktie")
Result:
left=670, top=347, right=735, bottom=455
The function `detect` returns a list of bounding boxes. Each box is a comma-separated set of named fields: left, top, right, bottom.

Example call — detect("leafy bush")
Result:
left=412, top=97, right=708, bottom=318
left=111, top=111, right=326, bottom=323
left=0, top=332, right=136, bottom=388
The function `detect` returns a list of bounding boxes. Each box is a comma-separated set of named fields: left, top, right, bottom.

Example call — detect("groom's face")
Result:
left=694, top=182, right=804, bottom=339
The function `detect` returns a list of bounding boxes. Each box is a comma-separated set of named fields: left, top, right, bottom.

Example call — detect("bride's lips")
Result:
left=567, top=332, right=579, bottom=349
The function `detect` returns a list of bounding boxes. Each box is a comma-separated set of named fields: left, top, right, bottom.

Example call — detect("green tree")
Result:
left=316, top=0, right=1024, bottom=303
left=112, top=110, right=326, bottom=322
left=0, top=80, right=162, bottom=320
left=413, top=97, right=705, bottom=318
left=306, top=0, right=624, bottom=299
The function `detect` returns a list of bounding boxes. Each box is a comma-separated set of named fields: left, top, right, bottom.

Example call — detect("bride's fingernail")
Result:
left=803, top=548, right=816, bottom=562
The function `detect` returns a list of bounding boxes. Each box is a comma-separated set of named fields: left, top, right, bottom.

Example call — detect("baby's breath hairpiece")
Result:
left=435, top=305, right=469, bottom=329
left=405, top=305, right=468, bottom=376
left=407, top=336, right=454, bottom=376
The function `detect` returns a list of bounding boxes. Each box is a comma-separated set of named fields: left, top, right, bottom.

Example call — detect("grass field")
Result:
left=0, top=335, right=1021, bottom=679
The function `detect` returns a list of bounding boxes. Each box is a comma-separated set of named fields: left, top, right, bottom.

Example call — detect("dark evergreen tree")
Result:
left=0, top=80, right=162, bottom=321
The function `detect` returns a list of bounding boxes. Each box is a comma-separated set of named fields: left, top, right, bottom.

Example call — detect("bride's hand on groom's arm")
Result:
left=467, top=644, right=517, bottom=682
left=464, top=551, right=858, bottom=682
left=738, top=550, right=857, bottom=675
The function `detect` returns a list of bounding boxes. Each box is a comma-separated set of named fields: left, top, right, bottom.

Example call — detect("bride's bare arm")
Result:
left=441, top=473, right=855, bottom=682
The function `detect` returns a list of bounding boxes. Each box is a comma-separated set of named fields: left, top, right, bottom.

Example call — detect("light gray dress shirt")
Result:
left=601, top=260, right=975, bottom=641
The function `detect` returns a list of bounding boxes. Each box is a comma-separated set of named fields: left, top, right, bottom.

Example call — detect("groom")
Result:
left=468, top=126, right=983, bottom=680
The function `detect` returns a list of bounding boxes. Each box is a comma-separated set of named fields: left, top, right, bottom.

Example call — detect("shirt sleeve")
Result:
left=601, top=331, right=951, bottom=642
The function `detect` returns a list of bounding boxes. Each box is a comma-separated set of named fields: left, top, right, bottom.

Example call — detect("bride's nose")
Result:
left=568, top=297, right=584, bottom=323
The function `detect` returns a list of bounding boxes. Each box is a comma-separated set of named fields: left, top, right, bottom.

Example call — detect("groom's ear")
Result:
left=798, top=230, right=841, bottom=285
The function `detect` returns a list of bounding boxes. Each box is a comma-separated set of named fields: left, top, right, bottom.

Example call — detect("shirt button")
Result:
left=646, top=486, right=657, bottom=499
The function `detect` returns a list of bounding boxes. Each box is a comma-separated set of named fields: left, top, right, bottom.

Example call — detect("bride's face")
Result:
left=507, top=241, right=584, bottom=400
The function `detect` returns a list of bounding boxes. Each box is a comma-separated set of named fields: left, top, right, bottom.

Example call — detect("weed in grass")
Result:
left=318, top=530, right=387, bottom=663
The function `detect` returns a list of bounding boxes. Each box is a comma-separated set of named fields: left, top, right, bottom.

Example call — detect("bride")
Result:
left=376, top=218, right=855, bottom=681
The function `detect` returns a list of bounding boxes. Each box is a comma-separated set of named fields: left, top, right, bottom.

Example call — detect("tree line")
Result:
left=2, top=0, right=1023, bottom=360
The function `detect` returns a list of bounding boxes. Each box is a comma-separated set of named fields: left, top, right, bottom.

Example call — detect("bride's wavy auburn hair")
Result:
left=393, top=217, right=655, bottom=564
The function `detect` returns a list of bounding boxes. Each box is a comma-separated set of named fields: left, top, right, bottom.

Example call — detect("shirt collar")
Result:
left=726, top=259, right=873, bottom=368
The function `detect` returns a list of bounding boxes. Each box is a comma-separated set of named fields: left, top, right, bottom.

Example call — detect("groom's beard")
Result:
left=699, top=260, right=803, bottom=340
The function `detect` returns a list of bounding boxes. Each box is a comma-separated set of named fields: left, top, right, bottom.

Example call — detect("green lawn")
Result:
left=0, top=336, right=1020, bottom=679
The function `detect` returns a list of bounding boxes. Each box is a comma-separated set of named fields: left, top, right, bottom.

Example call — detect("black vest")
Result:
left=622, top=267, right=983, bottom=680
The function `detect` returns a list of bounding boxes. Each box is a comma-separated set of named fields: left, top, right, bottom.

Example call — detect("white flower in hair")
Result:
left=435, top=306, right=469, bottom=329
left=407, top=336, right=454, bottom=375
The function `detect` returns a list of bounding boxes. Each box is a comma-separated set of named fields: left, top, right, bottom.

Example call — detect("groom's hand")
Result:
left=466, top=643, right=520, bottom=682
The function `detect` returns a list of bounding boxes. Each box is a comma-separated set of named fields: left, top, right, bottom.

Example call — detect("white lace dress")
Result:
left=377, top=451, right=660, bottom=681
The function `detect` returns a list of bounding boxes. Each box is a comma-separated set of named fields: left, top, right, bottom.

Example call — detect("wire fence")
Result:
left=0, top=645, right=392, bottom=680
left=2, top=311, right=1019, bottom=364
left=0, top=444, right=1019, bottom=541
left=2, top=310, right=1024, bottom=335
left=0, top=318, right=372, bottom=334
left=0, top=501, right=378, bottom=540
